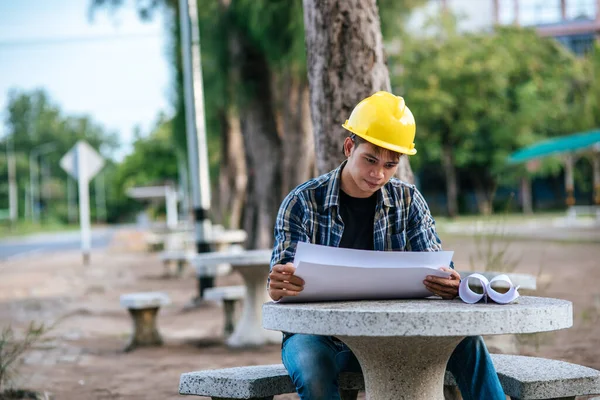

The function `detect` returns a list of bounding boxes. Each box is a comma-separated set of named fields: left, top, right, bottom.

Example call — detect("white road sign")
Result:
left=60, top=141, right=105, bottom=181
left=59, top=140, right=105, bottom=265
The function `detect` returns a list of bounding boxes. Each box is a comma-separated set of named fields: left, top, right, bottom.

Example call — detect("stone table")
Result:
left=187, top=229, right=247, bottom=304
left=194, top=249, right=281, bottom=348
left=263, top=297, right=572, bottom=400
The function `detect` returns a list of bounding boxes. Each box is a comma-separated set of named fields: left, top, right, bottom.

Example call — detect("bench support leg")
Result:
left=223, top=299, right=236, bottom=336
left=125, top=307, right=163, bottom=352
left=339, top=389, right=358, bottom=400
left=443, top=385, right=461, bottom=400
left=176, top=260, right=186, bottom=277
left=163, top=261, right=174, bottom=277
left=212, top=397, right=273, bottom=400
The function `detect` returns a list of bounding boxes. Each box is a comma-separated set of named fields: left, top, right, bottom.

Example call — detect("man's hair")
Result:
left=343, top=134, right=402, bottom=162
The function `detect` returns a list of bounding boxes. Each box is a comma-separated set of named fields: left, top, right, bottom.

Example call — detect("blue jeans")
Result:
left=281, top=334, right=505, bottom=400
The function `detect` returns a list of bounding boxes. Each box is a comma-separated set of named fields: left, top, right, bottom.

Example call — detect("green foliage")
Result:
left=113, top=115, right=178, bottom=190
left=378, top=0, right=428, bottom=39
left=392, top=15, right=597, bottom=198
left=107, top=114, right=183, bottom=222
left=230, top=0, right=306, bottom=73
left=0, top=89, right=120, bottom=222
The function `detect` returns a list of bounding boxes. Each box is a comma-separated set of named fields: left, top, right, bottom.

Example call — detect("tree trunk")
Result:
left=274, top=69, right=316, bottom=193
left=441, top=144, right=458, bottom=218
left=232, top=33, right=282, bottom=249
left=216, top=108, right=247, bottom=229
left=473, top=176, right=494, bottom=216
left=303, top=0, right=413, bottom=183
left=520, top=176, right=533, bottom=214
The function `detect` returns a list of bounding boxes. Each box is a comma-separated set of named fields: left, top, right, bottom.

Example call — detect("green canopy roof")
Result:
left=508, top=129, right=600, bottom=164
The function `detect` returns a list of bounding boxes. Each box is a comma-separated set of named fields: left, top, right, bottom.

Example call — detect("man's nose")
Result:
left=371, top=167, right=384, bottom=179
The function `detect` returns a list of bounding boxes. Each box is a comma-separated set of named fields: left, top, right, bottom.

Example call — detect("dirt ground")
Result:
left=0, top=228, right=599, bottom=399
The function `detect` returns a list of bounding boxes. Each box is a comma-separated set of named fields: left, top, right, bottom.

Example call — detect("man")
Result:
left=268, top=91, right=505, bottom=400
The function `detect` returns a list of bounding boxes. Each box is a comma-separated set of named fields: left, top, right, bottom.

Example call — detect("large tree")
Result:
left=302, top=0, right=416, bottom=182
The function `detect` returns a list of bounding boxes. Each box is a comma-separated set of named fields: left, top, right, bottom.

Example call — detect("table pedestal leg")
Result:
left=339, top=336, right=463, bottom=400
left=125, top=307, right=163, bottom=352
left=226, top=266, right=281, bottom=348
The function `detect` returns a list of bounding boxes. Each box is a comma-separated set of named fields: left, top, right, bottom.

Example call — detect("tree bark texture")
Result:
left=520, top=176, right=533, bottom=214
left=473, top=176, right=494, bottom=215
left=273, top=69, right=316, bottom=194
left=216, top=108, right=247, bottom=229
left=303, top=0, right=413, bottom=183
left=441, top=144, right=458, bottom=218
left=233, top=34, right=282, bottom=249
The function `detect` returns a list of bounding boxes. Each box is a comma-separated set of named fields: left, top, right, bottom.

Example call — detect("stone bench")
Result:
left=178, top=354, right=600, bottom=399
left=120, top=292, right=170, bottom=352
left=568, top=205, right=600, bottom=219
left=203, top=286, right=246, bottom=336
left=145, top=232, right=165, bottom=252
left=160, top=251, right=196, bottom=277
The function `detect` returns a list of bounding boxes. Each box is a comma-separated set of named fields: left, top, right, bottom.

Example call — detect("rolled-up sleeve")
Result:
left=269, top=192, right=311, bottom=286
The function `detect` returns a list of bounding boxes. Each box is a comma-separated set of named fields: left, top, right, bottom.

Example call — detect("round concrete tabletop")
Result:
left=194, top=249, right=272, bottom=267
left=263, top=296, right=572, bottom=337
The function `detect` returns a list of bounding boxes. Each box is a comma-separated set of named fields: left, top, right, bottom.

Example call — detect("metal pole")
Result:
left=179, top=0, right=214, bottom=304
left=95, top=172, right=107, bottom=223
left=40, top=157, right=47, bottom=222
left=29, top=143, right=56, bottom=224
left=29, top=153, right=36, bottom=223
left=76, top=145, right=91, bottom=265
left=177, top=154, right=190, bottom=221
left=7, top=138, right=17, bottom=227
left=67, top=177, right=76, bottom=223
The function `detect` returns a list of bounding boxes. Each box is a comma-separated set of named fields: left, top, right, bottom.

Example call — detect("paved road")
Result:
left=0, top=227, right=116, bottom=261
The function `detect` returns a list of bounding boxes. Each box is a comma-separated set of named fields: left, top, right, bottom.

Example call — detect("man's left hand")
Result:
left=424, top=267, right=461, bottom=300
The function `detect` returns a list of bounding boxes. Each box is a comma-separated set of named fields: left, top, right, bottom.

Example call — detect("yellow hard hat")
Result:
left=342, top=91, right=417, bottom=155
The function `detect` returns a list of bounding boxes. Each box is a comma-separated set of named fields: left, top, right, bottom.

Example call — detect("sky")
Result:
left=0, top=0, right=173, bottom=160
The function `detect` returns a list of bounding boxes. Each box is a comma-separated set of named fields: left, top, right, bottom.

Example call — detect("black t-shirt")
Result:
left=338, top=189, right=377, bottom=250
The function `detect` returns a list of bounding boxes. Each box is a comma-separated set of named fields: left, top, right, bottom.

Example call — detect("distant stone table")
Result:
left=194, top=249, right=281, bottom=348
left=120, top=292, right=170, bottom=352
left=263, top=297, right=572, bottom=400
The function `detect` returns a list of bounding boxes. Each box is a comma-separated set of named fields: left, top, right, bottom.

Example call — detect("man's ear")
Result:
left=343, top=137, right=354, bottom=157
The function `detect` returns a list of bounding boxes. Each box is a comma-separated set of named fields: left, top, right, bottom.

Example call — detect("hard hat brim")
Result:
left=342, top=124, right=417, bottom=156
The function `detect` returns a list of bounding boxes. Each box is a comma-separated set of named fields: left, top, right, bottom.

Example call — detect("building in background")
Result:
left=408, top=0, right=599, bottom=55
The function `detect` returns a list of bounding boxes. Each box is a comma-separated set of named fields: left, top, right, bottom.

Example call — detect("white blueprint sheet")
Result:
left=278, top=242, right=454, bottom=303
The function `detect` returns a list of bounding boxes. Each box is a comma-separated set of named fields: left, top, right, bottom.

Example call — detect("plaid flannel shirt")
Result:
left=270, top=161, right=452, bottom=272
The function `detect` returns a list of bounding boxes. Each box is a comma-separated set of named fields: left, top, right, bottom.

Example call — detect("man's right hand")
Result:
left=268, top=262, right=305, bottom=301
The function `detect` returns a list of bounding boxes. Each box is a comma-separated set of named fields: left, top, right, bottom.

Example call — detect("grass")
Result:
left=0, top=221, right=79, bottom=240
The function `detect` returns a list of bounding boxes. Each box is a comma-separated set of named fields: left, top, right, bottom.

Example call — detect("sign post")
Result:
left=60, top=141, right=105, bottom=265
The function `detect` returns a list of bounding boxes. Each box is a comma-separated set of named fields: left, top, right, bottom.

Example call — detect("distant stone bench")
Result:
left=145, top=232, right=165, bottom=252
left=160, top=251, right=196, bottom=277
left=178, top=354, right=600, bottom=399
left=120, top=292, right=170, bottom=352
left=203, top=285, right=246, bottom=336
left=568, top=205, right=600, bottom=220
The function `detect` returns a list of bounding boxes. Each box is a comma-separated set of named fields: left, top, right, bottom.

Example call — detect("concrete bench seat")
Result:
left=567, top=205, right=600, bottom=218
left=204, top=286, right=246, bottom=336
left=179, top=354, right=600, bottom=399
left=120, top=292, right=170, bottom=352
